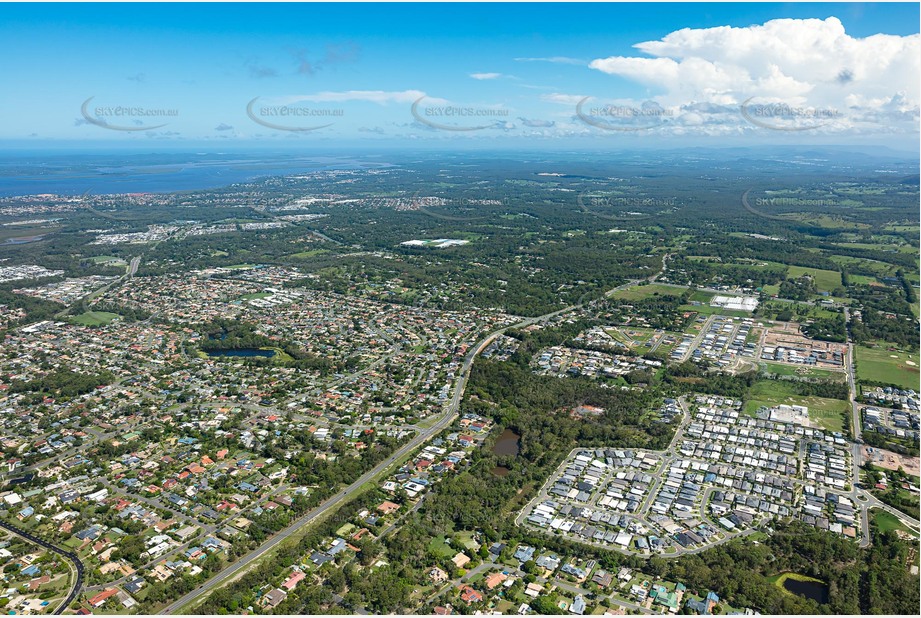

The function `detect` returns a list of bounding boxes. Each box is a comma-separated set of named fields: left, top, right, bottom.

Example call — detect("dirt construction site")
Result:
left=761, top=323, right=849, bottom=369
left=862, top=446, right=921, bottom=477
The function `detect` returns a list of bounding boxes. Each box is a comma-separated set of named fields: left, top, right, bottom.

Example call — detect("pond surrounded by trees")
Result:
left=491, top=428, right=521, bottom=476
left=492, top=428, right=521, bottom=456
left=778, top=573, right=830, bottom=604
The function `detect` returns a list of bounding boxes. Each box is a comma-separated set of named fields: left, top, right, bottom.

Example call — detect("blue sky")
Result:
left=1, top=2, right=918, bottom=149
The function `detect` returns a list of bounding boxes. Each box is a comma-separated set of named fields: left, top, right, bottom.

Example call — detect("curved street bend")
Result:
left=0, top=520, right=84, bottom=615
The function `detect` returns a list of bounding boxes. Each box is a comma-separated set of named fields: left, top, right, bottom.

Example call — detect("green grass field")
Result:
left=688, top=290, right=716, bottom=303
left=241, top=292, right=271, bottom=300
left=834, top=242, right=907, bottom=252
left=786, top=265, right=842, bottom=293
left=828, top=255, right=898, bottom=277
left=86, top=255, right=127, bottom=265
left=761, top=362, right=846, bottom=382
left=289, top=249, right=330, bottom=259
left=883, top=223, right=919, bottom=232
left=848, top=274, right=880, bottom=286
left=871, top=509, right=913, bottom=534
left=427, top=536, right=456, bottom=559
left=744, top=380, right=849, bottom=432
left=455, top=530, right=480, bottom=551
left=610, top=283, right=686, bottom=301
left=855, top=345, right=920, bottom=390
left=70, top=311, right=119, bottom=326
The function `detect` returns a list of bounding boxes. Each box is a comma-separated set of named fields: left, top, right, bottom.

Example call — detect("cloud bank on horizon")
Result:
left=581, top=17, right=919, bottom=136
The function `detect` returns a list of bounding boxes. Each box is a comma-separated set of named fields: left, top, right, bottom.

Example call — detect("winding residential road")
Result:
left=0, top=520, right=84, bottom=614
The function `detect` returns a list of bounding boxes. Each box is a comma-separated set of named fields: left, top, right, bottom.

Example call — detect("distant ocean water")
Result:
left=0, top=153, right=384, bottom=197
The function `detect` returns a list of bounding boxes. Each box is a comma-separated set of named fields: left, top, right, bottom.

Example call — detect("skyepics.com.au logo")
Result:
left=246, top=97, right=344, bottom=132
left=740, top=97, right=840, bottom=131
left=753, top=196, right=837, bottom=207
left=411, top=96, right=509, bottom=132
left=576, top=97, right=673, bottom=131
left=577, top=191, right=677, bottom=220
left=80, top=96, right=178, bottom=131
left=741, top=189, right=838, bottom=222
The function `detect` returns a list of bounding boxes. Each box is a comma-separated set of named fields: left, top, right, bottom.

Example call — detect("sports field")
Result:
left=70, top=311, right=119, bottom=326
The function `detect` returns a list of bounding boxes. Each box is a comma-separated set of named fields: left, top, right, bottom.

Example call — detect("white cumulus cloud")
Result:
left=587, top=17, right=919, bottom=134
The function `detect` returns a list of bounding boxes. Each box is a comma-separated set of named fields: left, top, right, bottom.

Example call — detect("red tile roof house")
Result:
left=282, top=570, right=306, bottom=591
left=88, top=588, right=119, bottom=608
left=458, top=585, right=483, bottom=605
left=28, top=575, right=51, bottom=590
left=351, top=528, right=371, bottom=541
left=485, top=572, right=508, bottom=590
